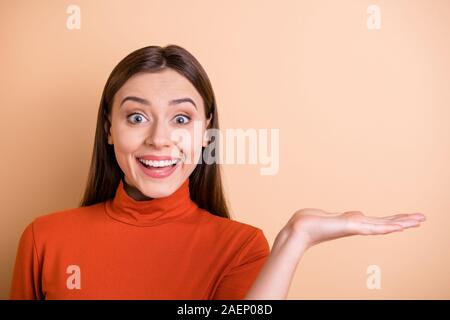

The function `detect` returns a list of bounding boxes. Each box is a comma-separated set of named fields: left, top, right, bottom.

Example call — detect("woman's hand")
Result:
left=286, top=208, right=426, bottom=250
left=245, top=208, right=426, bottom=299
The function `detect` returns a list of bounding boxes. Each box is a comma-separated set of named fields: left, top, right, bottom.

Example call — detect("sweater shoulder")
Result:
left=31, top=202, right=105, bottom=231
left=196, top=209, right=270, bottom=263
left=197, top=207, right=258, bottom=227
left=196, top=208, right=266, bottom=242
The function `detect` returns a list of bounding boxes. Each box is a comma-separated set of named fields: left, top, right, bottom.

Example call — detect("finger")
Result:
left=353, top=222, right=404, bottom=235
left=381, top=213, right=426, bottom=221
left=357, top=218, right=425, bottom=235
left=357, top=214, right=426, bottom=225
left=359, top=216, right=422, bottom=227
left=383, top=219, right=421, bottom=228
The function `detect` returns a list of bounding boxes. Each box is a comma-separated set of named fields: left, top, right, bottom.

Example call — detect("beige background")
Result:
left=1, top=0, right=449, bottom=299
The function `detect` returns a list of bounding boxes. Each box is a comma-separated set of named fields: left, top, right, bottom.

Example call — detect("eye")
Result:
left=173, top=114, right=191, bottom=125
left=127, top=113, right=148, bottom=124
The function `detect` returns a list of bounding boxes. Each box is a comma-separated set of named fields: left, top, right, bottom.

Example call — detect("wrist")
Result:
left=272, top=225, right=310, bottom=262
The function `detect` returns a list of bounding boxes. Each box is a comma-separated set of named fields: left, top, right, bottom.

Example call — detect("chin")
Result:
left=141, top=180, right=179, bottom=198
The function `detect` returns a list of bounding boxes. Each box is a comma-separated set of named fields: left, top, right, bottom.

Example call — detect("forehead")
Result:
left=114, top=68, right=203, bottom=108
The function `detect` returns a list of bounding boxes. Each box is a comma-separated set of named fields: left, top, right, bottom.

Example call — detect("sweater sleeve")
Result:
left=9, top=221, right=44, bottom=300
left=212, top=228, right=270, bottom=300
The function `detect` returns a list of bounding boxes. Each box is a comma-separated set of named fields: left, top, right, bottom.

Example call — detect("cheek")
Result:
left=178, top=132, right=204, bottom=166
left=111, top=126, right=142, bottom=168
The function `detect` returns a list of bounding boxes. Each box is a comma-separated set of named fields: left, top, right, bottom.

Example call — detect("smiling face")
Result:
left=107, top=68, right=211, bottom=199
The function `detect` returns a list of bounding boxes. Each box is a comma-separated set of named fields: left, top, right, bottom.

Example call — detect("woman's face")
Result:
left=107, top=68, right=211, bottom=198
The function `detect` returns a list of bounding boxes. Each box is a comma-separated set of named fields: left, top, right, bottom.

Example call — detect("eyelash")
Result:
left=126, top=112, right=191, bottom=125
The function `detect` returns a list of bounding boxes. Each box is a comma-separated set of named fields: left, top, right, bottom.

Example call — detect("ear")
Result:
left=202, top=115, right=212, bottom=147
left=205, top=115, right=212, bottom=130
left=105, top=118, right=113, bottom=145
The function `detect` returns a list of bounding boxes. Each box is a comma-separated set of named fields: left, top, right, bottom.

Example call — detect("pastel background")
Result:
left=1, top=0, right=449, bottom=299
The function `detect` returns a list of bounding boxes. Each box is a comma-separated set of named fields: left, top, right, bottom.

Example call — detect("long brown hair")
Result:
left=79, top=44, right=230, bottom=219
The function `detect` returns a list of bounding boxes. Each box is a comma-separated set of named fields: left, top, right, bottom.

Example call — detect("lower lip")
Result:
left=136, top=158, right=180, bottom=179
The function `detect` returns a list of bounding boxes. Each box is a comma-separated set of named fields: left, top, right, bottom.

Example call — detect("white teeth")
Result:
left=138, top=158, right=180, bottom=168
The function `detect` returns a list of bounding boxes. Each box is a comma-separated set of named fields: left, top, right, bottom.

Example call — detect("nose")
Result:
left=144, top=119, right=172, bottom=149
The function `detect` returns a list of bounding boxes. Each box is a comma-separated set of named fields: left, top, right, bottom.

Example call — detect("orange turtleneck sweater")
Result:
left=9, top=178, right=270, bottom=300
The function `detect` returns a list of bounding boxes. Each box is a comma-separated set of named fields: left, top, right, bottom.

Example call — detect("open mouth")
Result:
left=135, top=157, right=181, bottom=179
left=136, top=157, right=181, bottom=169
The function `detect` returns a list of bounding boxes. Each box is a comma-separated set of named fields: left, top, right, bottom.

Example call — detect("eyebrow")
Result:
left=119, top=96, right=197, bottom=110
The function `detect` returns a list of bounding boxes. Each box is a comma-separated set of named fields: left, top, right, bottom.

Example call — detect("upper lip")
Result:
left=136, top=155, right=181, bottom=161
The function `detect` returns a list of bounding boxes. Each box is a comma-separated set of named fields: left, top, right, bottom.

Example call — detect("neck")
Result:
left=122, top=177, right=153, bottom=201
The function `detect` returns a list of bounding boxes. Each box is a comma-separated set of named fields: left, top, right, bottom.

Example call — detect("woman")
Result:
left=9, top=44, right=425, bottom=300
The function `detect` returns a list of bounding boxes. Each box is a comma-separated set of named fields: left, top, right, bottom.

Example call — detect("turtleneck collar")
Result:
left=104, top=177, right=199, bottom=227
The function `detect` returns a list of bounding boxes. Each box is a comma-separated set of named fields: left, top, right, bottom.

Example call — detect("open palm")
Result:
left=288, top=208, right=426, bottom=249
left=245, top=208, right=426, bottom=299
